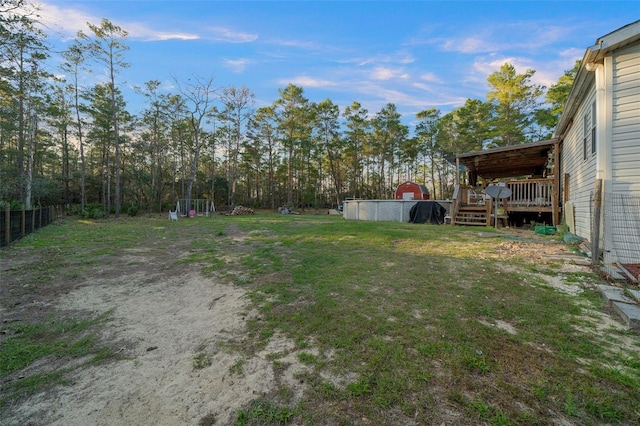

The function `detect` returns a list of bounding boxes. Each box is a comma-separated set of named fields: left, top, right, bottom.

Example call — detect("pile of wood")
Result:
left=228, top=206, right=255, bottom=216
left=278, top=206, right=300, bottom=215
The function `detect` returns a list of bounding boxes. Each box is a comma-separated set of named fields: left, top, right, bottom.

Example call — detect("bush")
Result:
left=0, top=200, right=24, bottom=210
left=81, top=203, right=107, bottom=219
left=127, top=204, right=139, bottom=217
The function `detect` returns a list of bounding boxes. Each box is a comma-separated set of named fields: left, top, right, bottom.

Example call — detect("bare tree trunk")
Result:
left=25, top=112, right=36, bottom=210
left=110, top=72, right=122, bottom=218
left=185, top=116, right=201, bottom=214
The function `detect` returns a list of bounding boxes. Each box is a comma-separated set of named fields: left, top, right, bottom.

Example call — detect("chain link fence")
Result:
left=602, top=193, right=640, bottom=277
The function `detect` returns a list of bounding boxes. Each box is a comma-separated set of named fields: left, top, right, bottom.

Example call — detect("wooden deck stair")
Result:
left=454, top=204, right=488, bottom=226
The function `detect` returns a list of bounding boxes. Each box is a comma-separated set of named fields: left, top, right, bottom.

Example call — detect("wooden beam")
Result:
left=553, top=141, right=560, bottom=226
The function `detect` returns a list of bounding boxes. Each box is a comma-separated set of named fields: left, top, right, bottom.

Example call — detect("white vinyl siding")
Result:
left=611, top=42, right=640, bottom=194
left=558, top=25, right=640, bottom=277
left=563, top=86, right=598, bottom=238
left=606, top=41, right=640, bottom=269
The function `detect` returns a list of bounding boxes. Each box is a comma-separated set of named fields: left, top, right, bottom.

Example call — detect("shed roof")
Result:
left=396, top=181, right=430, bottom=194
left=456, top=139, right=558, bottom=180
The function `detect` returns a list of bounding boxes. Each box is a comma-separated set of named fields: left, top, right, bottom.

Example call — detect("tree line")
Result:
left=0, top=0, right=579, bottom=216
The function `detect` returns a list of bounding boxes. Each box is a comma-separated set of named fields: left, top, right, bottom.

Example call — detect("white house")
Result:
left=554, top=20, right=640, bottom=279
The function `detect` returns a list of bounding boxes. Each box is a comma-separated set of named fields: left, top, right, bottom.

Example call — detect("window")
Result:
left=583, top=101, right=597, bottom=161
left=583, top=110, right=589, bottom=161
left=591, top=101, right=597, bottom=155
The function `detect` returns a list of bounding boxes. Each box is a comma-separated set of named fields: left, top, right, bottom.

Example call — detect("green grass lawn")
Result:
left=1, top=213, right=639, bottom=425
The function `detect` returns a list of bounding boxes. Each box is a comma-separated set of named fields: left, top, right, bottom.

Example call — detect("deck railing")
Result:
left=451, top=179, right=557, bottom=226
left=506, top=179, right=553, bottom=208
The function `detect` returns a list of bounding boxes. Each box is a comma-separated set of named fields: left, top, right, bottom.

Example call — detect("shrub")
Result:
left=127, top=204, right=139, bottom=217
left=0, top=200, right=24, bottom=210
left=81, top=203, right=107, bottom=219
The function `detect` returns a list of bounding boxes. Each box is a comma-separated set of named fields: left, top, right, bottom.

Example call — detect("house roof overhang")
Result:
left=554, top=20, right=640, bottom=139
left=456, top=139, right=558, bottom=180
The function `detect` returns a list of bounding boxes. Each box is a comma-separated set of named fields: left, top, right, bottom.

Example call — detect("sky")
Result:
left=32, top=0, right=640, bottom=127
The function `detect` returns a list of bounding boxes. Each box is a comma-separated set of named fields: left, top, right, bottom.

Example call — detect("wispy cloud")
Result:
left=36, top=0, right=199, bottom=41
left=278, top=76, right=337, bottom=88
left=442, top=36, right=493, bottom=53
left=354, top=50, right=416, bottom=67
left=531, top=56, right=583, bottom=88
left=371, top=67, right=410, bottom=81
left=273, top=38, right=320, bottom=49
left=371, top=67, right=394, bottom=80
left=206, top=26, right=258, bottom=43
left=396, top=50, right=415, bottom=64
left=558, top=47, right=584, bottom=60
left=412, top=82, right=435, bottom=93
left=35, top=1, right=256, bottom=43
left=124, top=22, right=200, bottom=41
left=31, top=0, right=622, bottom=122
left=421, top=21, right=575, bottom=55
left=413, top=75, right=449, bottom=95
left=471, top=55, right=568, bottom=89
left=472, top=56, right=520, bottom=76
left=34, top=1, right=95, bottom=39
left=419, top=73, right=442, bottom=84
left=342, top=78, right=462, bottom=111
left=223, top=58, right=252, bottom=73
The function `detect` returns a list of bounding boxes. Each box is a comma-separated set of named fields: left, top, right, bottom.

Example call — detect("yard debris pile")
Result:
left=228, top=205, right=255, bottom=216
left=491, top=235, right=591, bottom=266
left=278, top=206, right=300, bottom=214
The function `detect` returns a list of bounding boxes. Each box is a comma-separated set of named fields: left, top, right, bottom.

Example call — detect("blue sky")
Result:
left=36, top=1, right=639, bottom=125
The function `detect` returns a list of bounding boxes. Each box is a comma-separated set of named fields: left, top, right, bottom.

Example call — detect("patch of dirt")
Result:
left=493, top=240, right=582, bottom=263
left=477, top=319, right=518, bottom=335
left=0, top=222, right=311, bottom=426
left=6, top=272, right=269, bottom=425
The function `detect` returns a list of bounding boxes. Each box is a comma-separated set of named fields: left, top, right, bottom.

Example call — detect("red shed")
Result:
left=395, top=181, right=430, bottom=200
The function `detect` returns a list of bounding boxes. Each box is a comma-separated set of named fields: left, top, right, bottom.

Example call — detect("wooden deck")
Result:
left=507, top=179, right=554, bottom=211
left=451, top=179, right=558, bottom=226
left=453, top=139, right=561, bottom=227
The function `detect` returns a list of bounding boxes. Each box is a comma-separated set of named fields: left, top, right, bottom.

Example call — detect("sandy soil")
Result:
left=1, top=237, right=311, bottom=426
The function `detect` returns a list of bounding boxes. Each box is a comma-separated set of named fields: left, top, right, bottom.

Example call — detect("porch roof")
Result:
left=455, top=139, right=558, bottom=180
